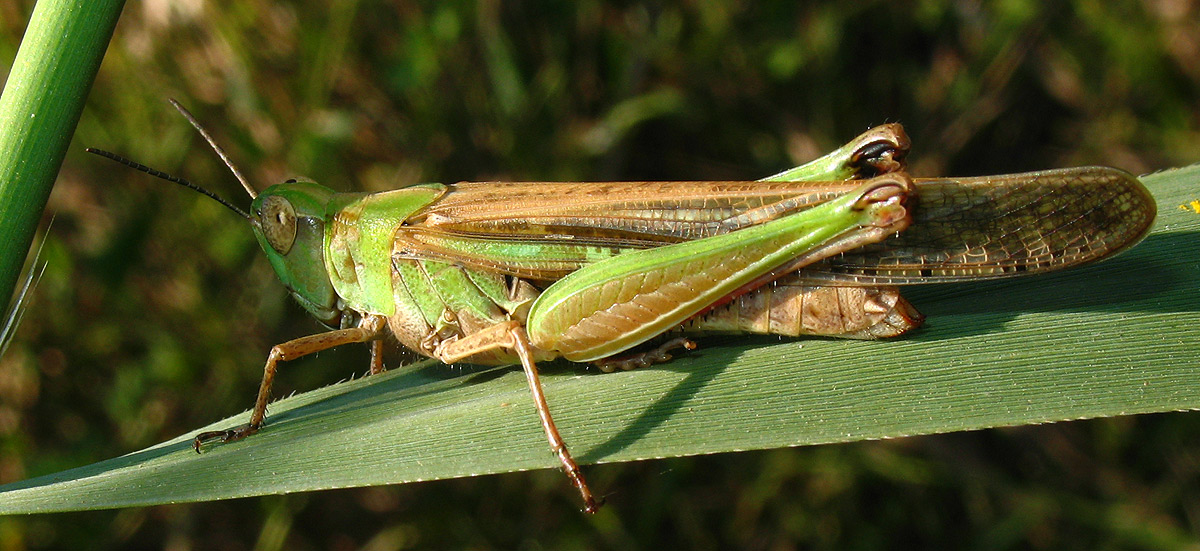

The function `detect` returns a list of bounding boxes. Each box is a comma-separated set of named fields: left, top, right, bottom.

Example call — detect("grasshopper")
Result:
left=88, top=102, right=1156, bottom=512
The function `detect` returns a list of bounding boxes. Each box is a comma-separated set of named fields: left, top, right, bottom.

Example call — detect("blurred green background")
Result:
left=2, top=0, right=1199, bottom=549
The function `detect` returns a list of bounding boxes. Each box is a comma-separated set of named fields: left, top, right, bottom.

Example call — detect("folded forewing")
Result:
left=399, top=180, right=858, bottom=279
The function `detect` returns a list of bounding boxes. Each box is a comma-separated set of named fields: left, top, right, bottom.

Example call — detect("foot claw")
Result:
left=582, top=495, right=606, bottom=514
left=593, top=337, right=698, bottom=372
left=192, top=423, right=260, bottom=453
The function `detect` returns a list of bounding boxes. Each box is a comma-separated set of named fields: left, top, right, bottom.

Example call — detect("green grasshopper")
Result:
left=88, top=102, right=1156, bottom=512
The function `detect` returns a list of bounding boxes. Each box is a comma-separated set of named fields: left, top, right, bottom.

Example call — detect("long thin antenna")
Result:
left=167, top=98, right=258, bottom=200
left=86, top=148, right=252, bottom=220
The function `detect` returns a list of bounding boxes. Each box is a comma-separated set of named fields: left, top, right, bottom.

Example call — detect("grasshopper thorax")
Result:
left=251, top=179, right=344, bottom=327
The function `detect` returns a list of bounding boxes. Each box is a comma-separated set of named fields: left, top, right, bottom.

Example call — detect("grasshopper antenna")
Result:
left=85, top=148, right=252, bottom=220
left=167, top=98, right=258, bottom=200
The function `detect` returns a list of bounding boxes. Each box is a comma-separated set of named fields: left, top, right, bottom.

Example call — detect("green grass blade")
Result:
left=0, top=0, right=124, bottom=317
left=0, top=165, right=1196, bottom=514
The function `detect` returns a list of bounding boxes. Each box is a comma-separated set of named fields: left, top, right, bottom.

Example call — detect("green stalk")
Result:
left=0, top=0, right=125, bottom=313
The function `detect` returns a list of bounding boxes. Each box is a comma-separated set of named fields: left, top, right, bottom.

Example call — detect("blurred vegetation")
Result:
left=1, top=0, right=1198, bottom=549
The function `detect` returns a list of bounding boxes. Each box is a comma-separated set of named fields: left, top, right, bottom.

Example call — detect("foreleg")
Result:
left=194, top=314, right=388, bottom=450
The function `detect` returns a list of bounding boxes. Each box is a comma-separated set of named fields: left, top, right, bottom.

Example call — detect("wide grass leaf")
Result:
left=0, top=165, right=1197, bottom=514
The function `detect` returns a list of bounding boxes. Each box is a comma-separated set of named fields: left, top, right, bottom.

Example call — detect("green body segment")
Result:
left=463, top=268, right=537, bottom=315
left=322, top=184, right=446, bottom=317
left=423, top=260, right=510, bottom=329
left=395, top=228, right=637, bottom=279
left=526, top=177, right=909, bottom=361
left=391, top=260, right=451, bottom=327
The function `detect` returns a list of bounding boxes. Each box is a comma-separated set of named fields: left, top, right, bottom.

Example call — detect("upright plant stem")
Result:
left=0, top=0, right=126, bottom=313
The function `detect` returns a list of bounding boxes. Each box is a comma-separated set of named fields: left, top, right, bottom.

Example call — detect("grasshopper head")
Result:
left=251, top=179, right=343, bottom=327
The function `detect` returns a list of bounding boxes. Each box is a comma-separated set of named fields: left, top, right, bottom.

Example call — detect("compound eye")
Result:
left=260, top=195, right=297, bottom=254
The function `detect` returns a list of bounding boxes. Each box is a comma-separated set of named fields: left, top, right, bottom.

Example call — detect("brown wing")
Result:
left=797, top=166, right=1156, bottom=284
left=411, top=180, right=860, bottom=241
